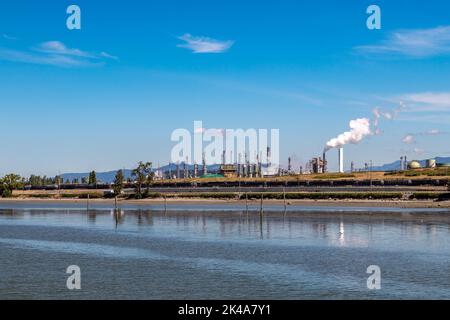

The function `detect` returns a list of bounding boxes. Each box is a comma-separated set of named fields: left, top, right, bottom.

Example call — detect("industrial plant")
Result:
left=154, top=143, right=450, bottom=181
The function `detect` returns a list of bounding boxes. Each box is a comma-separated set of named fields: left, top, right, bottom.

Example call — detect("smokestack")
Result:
left=202, top=152, right=207, bottom=176
left=322, top=152, right=327, bottom=173
left=338, top=147, right=344, bottom=173
left=194, top=163, right=198, bottom=178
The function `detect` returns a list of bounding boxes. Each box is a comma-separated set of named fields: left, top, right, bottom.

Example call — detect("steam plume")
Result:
left=373, top=101, right=406, bottom=135
left=324, top=118, right=371, bottom=151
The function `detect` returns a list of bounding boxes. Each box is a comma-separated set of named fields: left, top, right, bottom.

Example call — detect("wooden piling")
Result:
left=245, top=193, right=248, bottom=214
left=260, top=193, right=264, bottom=215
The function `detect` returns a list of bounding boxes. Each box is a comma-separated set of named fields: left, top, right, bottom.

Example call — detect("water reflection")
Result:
left=339, top=220, right=345, bottom=245
left=1, top=208, right=450, bottom=244
left=1, top=207, right=450, bottom=299
left=88, top=211, right=97, bottom=224
left=209, top=214, right=417, bottom=242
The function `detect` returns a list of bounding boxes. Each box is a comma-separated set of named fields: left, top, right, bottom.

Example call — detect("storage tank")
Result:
left=426, top=159, right=436, bottom=168
left=408, top=160, right=422, bottom=169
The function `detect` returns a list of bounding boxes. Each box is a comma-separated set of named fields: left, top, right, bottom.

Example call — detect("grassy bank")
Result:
left=8, top=191, right=449, bottom=201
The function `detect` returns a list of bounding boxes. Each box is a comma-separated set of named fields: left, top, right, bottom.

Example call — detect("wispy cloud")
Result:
left=402, top=135, right=415, bottom=144
left=374, top=92, right=450, bottom=124
left=0, top=48, right=93, bottom=67
left=0, top=40, right=118, bottom=67
left=177, top=33, right=234, bottom=53
left=2, top=33, right=18, bottom=40
left=399, top=92, right=450, bottom=112
left=399, top=114, right=450, bottom=124
left=355, top=26, right=450, bottom=58
left=35, top=41, right=93, bottom=58
left=401, top=129, right=446, bottom=145
left=99, top=51, right=119, bottom=60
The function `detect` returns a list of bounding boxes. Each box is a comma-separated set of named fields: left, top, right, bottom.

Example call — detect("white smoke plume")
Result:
left=324, top=118, right=371, bottom=151
left=372, top=101, right=406, bottom=135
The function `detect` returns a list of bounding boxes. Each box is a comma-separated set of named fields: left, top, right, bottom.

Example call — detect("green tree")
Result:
left=29, top=175, right=42, bottom=187
left=132, top=161, right=152, bottom=198
left=113, top=170, right=124, bottom=196
left=54, top=175, right=62, bottom=186
left=1, top=173, right=23, bottom=197
left=88, top=171, right=97, bottom=185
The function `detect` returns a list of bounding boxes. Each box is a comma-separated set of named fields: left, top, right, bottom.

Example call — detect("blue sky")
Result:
left=1, top=0, right=450, bottom=176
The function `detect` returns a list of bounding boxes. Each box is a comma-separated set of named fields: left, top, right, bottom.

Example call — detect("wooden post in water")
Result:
left=260, top=193, right=264, bottom=215
left=114, top=196, right=118, bottom=209
left=283, top=187, right=287, bottom=212
left=164, top=195, right=167, bottom=213
left=246, top=193, right=249, bottom=211
left=87, top=193, right=90, bottom=210
left=259, top=193, right=264, bottom=239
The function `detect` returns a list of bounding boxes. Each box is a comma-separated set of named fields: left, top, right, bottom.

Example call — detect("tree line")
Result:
left=0, top=162, right=154, bottom=198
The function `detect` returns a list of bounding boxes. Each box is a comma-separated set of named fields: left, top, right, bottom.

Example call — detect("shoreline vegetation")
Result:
left=1, top=164, right=449, bottom=209
left=3, top=190, right=450, bottom=208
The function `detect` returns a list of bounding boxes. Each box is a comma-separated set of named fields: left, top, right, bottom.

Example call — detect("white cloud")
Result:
left=413, top=148, right=425, bottom=155
left=36, top=41, right=91, bottom=57
left=375, top=93, right=450, bottom=124
left=427, top=129, right=441, bottom=135
left=402, top=128, right=448, bottom=145
left=402, top=135, right=415, bottom=144
left=0, top=40, right=118, bottom=67
left=0, top=47, right=93, bottom=67
left=177, top=33, right=234, bottom=53
left=356, top=26, right=450, bottom=58
left=99, top=51, right=119, bottom=60
left=399, top=92, right=450, bottom=112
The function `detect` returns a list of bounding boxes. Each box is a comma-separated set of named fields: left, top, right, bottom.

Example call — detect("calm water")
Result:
left=0, top=202, right=450, bottom=299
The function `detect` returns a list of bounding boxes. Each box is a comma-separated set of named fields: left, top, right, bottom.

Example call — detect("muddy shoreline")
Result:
left=1, top=197, right=450, bottom=208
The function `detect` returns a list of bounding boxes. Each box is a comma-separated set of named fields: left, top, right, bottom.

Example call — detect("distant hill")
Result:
left=371, top=156, right=450, bottom=171
left=61, top=169, right=133, bottom=184
left=61, top=163, right=221, bottom=184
